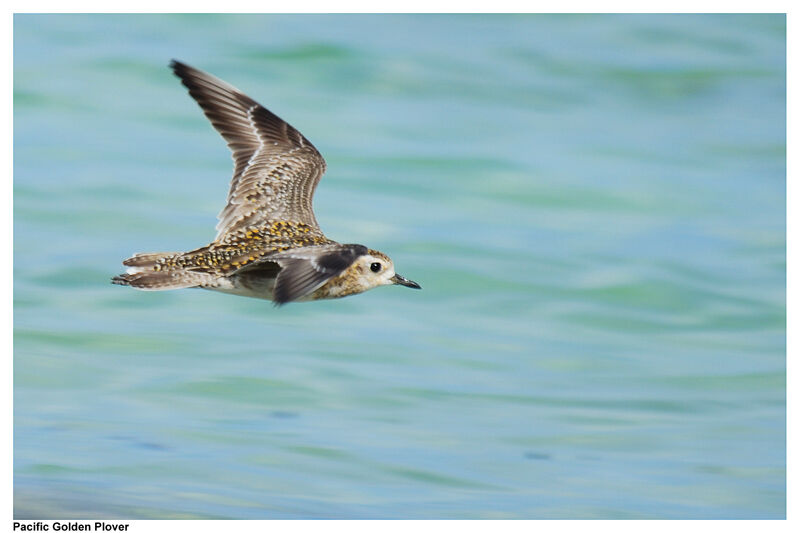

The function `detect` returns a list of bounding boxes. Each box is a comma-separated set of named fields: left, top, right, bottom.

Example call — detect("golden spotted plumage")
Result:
left=151, top=220, right=333, bottom=276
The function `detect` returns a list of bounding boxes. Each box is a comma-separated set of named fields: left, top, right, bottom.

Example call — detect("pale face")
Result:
left=358, top=253, right=398, bottom=288
left=360, top=250, right=421, bottom=292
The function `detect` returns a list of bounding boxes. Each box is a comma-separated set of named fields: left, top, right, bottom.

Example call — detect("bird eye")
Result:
left=370, top=262, right=382, bottom=273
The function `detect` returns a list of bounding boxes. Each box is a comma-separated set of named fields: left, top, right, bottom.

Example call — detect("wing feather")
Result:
left=170, top=60, right=327, bottom=241
left=265, top=244, right=368, bottom=304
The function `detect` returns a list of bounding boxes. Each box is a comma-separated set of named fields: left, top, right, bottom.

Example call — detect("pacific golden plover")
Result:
left=112, top=60, right=420, bottom=305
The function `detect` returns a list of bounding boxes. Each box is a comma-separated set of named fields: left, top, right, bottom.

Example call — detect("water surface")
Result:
left=14, top=14, right=785, bottom=519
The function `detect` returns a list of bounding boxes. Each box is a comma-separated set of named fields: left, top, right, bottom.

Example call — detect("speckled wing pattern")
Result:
left=170, top=60, right=327, bottom=240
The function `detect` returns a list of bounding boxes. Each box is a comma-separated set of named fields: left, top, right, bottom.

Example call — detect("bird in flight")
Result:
left=113, top=60, right=420, bottom=305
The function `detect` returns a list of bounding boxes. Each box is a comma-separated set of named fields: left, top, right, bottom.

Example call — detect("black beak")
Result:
left=391, top=273, right=421, bottom=289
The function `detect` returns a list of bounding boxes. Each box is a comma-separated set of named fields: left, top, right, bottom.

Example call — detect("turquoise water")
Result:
left=14, top=14, right=785, bottom=519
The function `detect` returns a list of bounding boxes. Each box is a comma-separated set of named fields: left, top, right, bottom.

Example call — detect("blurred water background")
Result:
left=13, top=14, right=785, bottom=519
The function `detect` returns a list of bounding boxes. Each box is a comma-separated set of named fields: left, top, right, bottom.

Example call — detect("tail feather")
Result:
left=113, top=251, right=216, bottom=291
left=112, top=270, right=214, bottom=291
left=122, top=252, right=180, bottom=268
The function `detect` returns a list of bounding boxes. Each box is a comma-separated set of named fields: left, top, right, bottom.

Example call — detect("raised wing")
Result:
left=170, top=60, right=327, bottom=241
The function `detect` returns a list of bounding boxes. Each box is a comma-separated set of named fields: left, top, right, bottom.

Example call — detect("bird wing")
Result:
left=170, top=60, right=327, bottom=241
left=243, top=244, right=368, bottom=304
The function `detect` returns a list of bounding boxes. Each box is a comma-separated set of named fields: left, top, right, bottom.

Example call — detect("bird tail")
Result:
left=112, top=251, right=215, bottom=290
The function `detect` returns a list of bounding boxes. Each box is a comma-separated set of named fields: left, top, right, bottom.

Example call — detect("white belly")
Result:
left=200, top=274, right=277, bottom=301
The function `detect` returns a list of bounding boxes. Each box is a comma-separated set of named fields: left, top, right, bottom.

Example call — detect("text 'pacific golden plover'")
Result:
left=113, top=60, right=420, bottom=305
